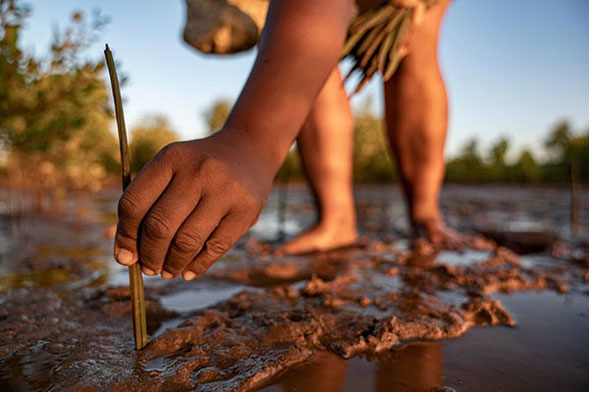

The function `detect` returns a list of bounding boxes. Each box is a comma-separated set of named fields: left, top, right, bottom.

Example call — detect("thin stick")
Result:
left=104, top=44, right=147, bottom=351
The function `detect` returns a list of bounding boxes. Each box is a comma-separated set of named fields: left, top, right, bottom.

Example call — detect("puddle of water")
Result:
left=0, top=341, right=61, bottom=392
left=259, top=342, right=446, bottom=392
left=442, top=290, right=588, bottom=391
left=250, top=213, right=303, bottom=241
left=435, top=250, right=491, bottom=266
left=258, top=290, right=588, bottom=392
left=150, top=318, right=185, bottom=339
left=104, top=261, right=136, bottom=287
left=359, top=267, right=403, bottom=293
left=518, top=253, right=570, bottom=270
left=0, top=268, right=81, bottom=292
left=160, top=282, right=245, bottom=313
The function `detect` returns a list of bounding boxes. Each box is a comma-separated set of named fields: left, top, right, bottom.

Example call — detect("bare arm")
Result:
left=226, top=0, right=354, bottom=170
left=113, top=0, right=354, bottom=280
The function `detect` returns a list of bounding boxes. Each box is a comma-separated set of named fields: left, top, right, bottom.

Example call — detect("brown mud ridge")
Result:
left=0, top=234, right=588, bottom=391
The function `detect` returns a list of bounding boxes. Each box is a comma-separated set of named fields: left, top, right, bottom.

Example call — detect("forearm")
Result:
left=224, top=0, right=354, bottom=174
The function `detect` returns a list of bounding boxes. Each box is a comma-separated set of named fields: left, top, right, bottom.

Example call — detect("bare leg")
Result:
left=277, top=68, right=358, bottom=255
left=383, top=0, right=455, bottom=243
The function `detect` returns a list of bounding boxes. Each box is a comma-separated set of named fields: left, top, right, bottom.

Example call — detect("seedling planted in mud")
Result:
left=104, top=44, right=148, bottom=350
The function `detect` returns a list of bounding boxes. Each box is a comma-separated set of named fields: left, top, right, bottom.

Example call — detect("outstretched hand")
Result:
left=113, top=129, right=273, bottom=280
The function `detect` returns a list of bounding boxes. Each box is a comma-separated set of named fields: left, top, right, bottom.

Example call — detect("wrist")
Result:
left=218, top=126, right=292, bottom=177
left=214, top=128, right=288, bottom=180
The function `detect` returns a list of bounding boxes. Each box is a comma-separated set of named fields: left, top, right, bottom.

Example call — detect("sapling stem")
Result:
left=104, top=44, right=148, bottom=351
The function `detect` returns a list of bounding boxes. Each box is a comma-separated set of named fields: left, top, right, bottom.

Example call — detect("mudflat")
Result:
left=0, top=184, right=588, bottom=391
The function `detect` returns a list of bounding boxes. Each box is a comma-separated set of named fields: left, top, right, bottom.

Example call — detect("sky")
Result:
left=20, top=0, right=589, bottom=159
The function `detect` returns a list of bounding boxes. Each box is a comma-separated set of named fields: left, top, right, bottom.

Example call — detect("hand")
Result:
left=113, top=129, right=273, bottom=280
left=392, top=0, right=426, bottom=26
left=390, top=0, right=428, bottom=59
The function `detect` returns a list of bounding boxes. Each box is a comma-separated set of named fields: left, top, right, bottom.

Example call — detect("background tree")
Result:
left=0, top=0, right=118, bottom=199
left=445, top=138, right=487, bottom=183
left=196, top=93, right=588, bottom=186
left=352, top=99, right=396, bottom=182
left=203, top=99, right=232, bottom=133
left=568, top=132, right=589, bottom=183
left=510, top=149, right=540, bottom=182
left=130, top=115, right=179, bottom=173
left=487, top=136, right=509, bottom=181
left=543, top=120, right=588, bottom=184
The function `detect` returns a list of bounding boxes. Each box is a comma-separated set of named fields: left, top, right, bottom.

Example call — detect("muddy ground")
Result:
left=0, top=184, right=589, bottom=391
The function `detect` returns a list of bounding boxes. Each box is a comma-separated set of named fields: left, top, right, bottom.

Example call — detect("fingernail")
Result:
left=161, top=271, right=174, bottom=279
left=142, top=267, right=156, bottom=275
left=115, top=248, right=134, bottom=265
left=183, top=271, right=197, bottom=281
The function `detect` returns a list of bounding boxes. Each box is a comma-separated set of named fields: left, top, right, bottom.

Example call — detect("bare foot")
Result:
left=412, top=218, right=462, bottom=248
left=276, top=221, right=358, bottom=255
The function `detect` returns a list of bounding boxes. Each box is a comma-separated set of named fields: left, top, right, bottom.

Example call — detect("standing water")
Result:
left=0, top=184, right=588, bottom=391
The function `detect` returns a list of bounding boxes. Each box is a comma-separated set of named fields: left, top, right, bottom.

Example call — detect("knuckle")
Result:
left=117, top=191, right=140, bottom=219
left=246, top=192, right=264, bottom=212
left=205, top=238, right=232, bottom=257
left=161, top=141, right=180, bottom=156
left=143, top=213, right=173, bottom=240
left=157, top=142, right=182, bottom=164
left=200, top=157, right=221, bottom=171
left=172, top=231, right=203, bottom=254
left=200, top=158, right=234, bottom=182
left=235, top=187, right=264, bottom=214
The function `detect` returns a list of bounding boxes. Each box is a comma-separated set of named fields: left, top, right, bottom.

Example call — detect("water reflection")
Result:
left=279, top=351, right=347, bottom=392
left=0, top=341, right=59, bottom=392
left=261, top=342, right=443, bottom=392
left=375, top=342, right=442, bottom=391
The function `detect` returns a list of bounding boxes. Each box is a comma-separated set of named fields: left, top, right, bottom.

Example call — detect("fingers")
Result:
left=181, top=212, right=253, bottom=281
left=160, top=199, right=224, bottom=278
left=114, top=145, right=175, bottom=266
left=137, top=175, right=201, bottom=275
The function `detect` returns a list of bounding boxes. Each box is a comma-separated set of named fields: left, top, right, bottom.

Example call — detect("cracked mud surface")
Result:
left=0, top=185, right=589, bottom=391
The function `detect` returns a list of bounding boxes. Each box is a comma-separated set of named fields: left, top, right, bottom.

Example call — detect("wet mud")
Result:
left=0, top=185, right=589, bottom=391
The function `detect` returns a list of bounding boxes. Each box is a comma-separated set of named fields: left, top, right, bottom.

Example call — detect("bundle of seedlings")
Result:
left=342, top=0, right=437, bottom=94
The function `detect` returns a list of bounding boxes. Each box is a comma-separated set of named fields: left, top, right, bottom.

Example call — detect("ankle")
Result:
left=317, top=210, right=357, bottom=233
left=410, top=202, right=440, bottom=224
left=316, top=197, right=356, bottom=225
left=411, top=210, right=440, bottom=232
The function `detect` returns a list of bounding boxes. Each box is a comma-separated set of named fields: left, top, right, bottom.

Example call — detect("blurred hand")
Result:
left=392, top=0, right=426, bottom=26
left=390, top=0, right=428, bottom=58
left=113, top=129, right=272, bottom=280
